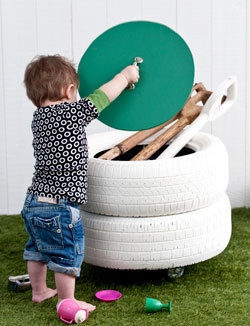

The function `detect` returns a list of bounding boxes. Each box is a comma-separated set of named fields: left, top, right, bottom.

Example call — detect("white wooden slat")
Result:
left=72, top=0, right=107, bottom=64
left=1, top=0, right=74, bottom=213
left=246, top=0, right=250, bottom=206
left=177, top=0, right=212, bottom=135
left=177, top=0, right=212, bottom=87
left=1, top=0, right=38, bottom=214
left=0, top=0, right=9, bottom=214
left=71, top=0, right=110, bottom=135
left=141, top=0, right=177, bottom=30
left=210, top=0, right=246, bottom=207
left=36, top=0, right=72, bottom=57
left=106, top=0, right=142, bottom=27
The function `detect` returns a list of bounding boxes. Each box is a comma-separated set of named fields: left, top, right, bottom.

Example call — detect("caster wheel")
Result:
left=167, top=267, right=185, bottom=279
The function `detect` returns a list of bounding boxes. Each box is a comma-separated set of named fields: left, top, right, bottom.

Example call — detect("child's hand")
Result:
left=120, top=65, right=140, bottom=85
left=99, top=65, right=140, bottom=102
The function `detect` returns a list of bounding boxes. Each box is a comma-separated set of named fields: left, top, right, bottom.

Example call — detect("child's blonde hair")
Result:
left=24, top=54, right=79, bottom=107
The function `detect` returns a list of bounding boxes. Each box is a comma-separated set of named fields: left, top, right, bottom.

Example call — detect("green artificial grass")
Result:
left=0, top=208, right=249, bottom=326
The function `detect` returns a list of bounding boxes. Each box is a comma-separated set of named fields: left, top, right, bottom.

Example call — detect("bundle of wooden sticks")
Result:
left=99, top=83, right=225, bottom=161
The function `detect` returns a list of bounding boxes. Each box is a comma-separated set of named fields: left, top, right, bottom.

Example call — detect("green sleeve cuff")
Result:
left=87, top=89, right=110, bottom=113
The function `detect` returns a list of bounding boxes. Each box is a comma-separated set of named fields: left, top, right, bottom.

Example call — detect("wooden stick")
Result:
left=131, top=84, right=212, bottom=161
left=98, top=113, right=179, bottom=160
left=99, top=83, right=212, bottom=161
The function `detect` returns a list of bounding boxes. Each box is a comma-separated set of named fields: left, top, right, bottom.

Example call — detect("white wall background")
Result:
left=0, top=0, right=249, bottom=214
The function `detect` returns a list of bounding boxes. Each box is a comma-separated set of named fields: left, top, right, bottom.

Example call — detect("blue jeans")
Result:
left=21, top=193, right=84, bottom=277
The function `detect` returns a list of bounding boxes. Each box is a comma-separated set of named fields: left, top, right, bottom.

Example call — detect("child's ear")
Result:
left=64, top=84, right=75, bottom=100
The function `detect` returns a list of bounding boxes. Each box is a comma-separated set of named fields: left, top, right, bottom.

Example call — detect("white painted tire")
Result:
left=81, top=194, right=231, bottom=270
left=83, top=131, right=229, bottom=217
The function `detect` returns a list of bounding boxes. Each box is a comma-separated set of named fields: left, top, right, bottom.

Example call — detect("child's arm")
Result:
left=86, top=65, right=139, bottom=113
left=99, top=65, right=139, bottom=102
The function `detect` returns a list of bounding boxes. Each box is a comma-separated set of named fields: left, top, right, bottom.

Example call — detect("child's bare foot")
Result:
left=32, top=288, right=57, bottom=303
left=75, top=300, right=96, bottom=312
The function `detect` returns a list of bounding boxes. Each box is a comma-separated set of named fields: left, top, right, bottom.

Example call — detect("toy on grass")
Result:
left=57, top=299, right=88, bottom=324
left=145, top=297, right=172, bottom=313
left=8, top=274, right=31, bottom=292
left=95, top=289, right=122, bottom=302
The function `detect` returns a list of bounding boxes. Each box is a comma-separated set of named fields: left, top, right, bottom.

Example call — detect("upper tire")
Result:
left=82, top=131, right=229, bottom=217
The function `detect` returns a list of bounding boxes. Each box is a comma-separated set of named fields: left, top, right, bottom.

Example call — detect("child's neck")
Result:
left=41, top=98, right=67, bottom=107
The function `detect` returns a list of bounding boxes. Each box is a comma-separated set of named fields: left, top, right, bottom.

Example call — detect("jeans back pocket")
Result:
left=30, top=214, right=64, bottom=251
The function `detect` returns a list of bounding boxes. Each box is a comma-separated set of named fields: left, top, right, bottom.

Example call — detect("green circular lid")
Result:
left=78, top=21, right=194, bottom=131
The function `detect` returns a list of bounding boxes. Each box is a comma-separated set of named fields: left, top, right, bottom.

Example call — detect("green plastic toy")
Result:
left=145, top=297, right=172, bottom=313
left=78, top=21, right=194, bottom=131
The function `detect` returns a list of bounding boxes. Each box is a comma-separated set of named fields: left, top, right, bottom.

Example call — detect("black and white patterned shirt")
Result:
left=27, top=93, right=107, bottom=204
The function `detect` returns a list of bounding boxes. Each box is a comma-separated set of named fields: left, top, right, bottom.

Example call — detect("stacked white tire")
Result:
left=81, top=130, right=231, bottom=271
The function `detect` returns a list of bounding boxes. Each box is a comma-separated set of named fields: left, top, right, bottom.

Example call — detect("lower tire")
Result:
left=81, top=194, right=231, bottom=270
